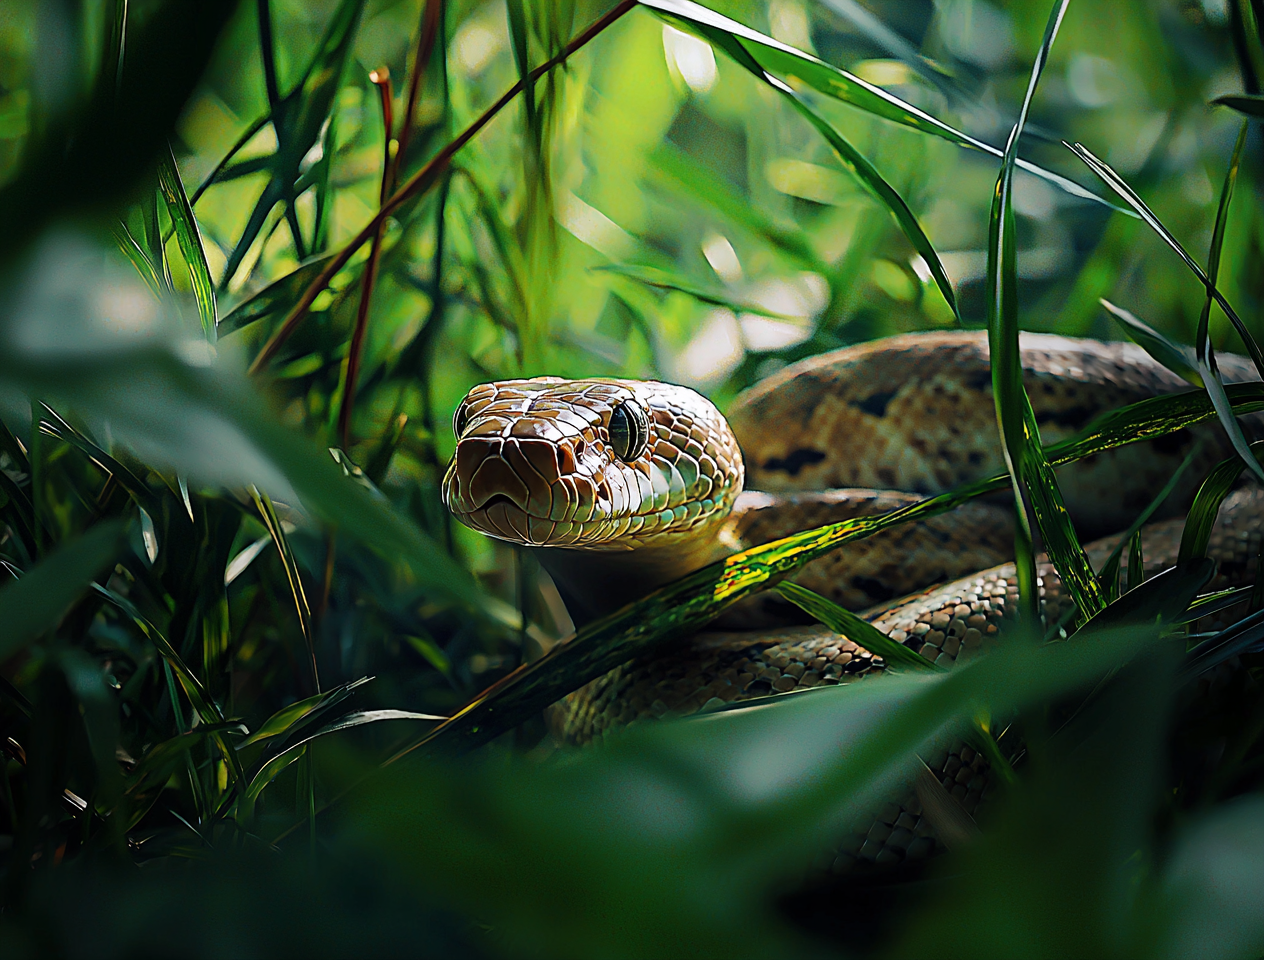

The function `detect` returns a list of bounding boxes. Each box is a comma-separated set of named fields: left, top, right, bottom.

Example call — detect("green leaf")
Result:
left=773, top=581, right=939, bottom=672
left=676, top=21, right=955, bottom=321
left=0, top=522, right=126, bottom=662
left=239, top=708, right=442, bottom=819
left=157, top=144, right=217, bottom=341
left=218, top=255, right=337, bottom=336
left=239, top=677, right=373, bottom=748
left=1100, top=299, right=1202, bottom=387
left=1178, top=442, right=1264, bottom=565
left=1213, top=93, right=1264, bottom=118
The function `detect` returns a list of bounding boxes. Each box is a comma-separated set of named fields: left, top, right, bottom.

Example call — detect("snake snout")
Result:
left=444, top=433, right=571, bottom=544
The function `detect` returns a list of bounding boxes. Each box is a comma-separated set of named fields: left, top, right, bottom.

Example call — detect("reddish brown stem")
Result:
left=393, top=0, right=445, bottom=191
left=247, top=0, right=637, bottom=376
left=337, top=68, right=395, bottom=450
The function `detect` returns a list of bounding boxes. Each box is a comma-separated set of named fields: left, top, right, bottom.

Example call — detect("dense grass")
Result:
left=1, top=0, right=1263, bottom=956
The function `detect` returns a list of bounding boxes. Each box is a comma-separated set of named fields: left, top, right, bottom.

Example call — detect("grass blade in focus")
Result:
left=157, top=144, right=217, bottom=342
left=985, top=0, right=1102, bottom=622
left=774, top=581, right=939, bottom=672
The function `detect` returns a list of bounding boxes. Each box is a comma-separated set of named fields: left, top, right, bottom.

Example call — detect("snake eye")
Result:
left=453, top=401, right=472, bottom=438
left=608, top=399, right=650, bottom=462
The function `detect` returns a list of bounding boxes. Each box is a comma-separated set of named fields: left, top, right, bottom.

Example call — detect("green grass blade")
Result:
left=774, top=581, right=939, bottom=672
left=1067, top=140, right=1264, bottom=379
left=250, top=486, right=315, bottom=686
left=1178, top=442, right=1263, bottom=564
left=1214, top=93, right=1264, bottom=118
left=1127, top=530, right=1144, bottom=592
left=239, top=708, right=442, bottom=818
left=111, top=221, right=165, bottom=299
left=1100, top=299, right=1202, bottom=387
left=593, top=263, right=807, bottom=321
left=239, top=677, right=373, bottom=748
left=218, top=255, right=337, bottom=336
left=0, top=522, right=125, bottom=662
left=987, top=0, right=1102, bottom=622
left=1095, top=445, right=1197, bottom=597
left=643, top=0, right=1121, bottom=210
left=647, top=143, right=824, bottom=271
left=157, top=144, right=217, bottom=342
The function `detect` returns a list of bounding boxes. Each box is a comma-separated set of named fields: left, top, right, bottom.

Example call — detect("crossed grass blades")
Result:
left=1, top=0, right=1264, bottom=956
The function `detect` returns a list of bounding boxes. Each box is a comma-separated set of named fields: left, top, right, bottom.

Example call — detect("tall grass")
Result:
left=0, top=0, right=1263, bottom=956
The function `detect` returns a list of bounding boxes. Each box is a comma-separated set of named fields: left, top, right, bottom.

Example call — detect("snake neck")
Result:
left=530, top=509, right=742, bottom=626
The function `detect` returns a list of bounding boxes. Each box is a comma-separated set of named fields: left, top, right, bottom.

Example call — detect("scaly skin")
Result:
left=442, top=332, right=1263, bottom=872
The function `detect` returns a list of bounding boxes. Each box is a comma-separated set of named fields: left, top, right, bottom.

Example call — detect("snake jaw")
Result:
left=442, top=378, right=744, bottom=551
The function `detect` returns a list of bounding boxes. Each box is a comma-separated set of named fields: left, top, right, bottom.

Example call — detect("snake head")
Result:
left=442, top=378, right=744, bottom=550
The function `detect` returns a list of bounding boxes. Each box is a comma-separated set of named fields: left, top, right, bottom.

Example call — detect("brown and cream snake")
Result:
left=441, top=331, right=1262, bottom=872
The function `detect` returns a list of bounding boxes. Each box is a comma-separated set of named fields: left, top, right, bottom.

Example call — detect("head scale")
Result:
left=442, top=378, right=744, bottom=551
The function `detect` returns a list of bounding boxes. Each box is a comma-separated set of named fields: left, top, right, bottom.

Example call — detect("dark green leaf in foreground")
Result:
left=0, top=522, right=126, bottom=662
left=1214, top=93, right=1264, bottom=118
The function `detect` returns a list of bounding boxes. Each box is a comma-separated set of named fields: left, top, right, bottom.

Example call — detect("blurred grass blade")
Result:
left=1127, top=531, right=1144, bottom=591
left=111, top=221, right=165, bottom=299
left=158, top=144, right=217, bottom=341
left=1101, top=299, right=1202, bottom=387
left=593, top=263, right=805, bottom=320
left=1095, top=445, right=1197, bottom=598
left=506, top=0, right=535, bottom=136
left=643, top=0, right=1120, bottom=209
left=1178, top=442, right=1263, bottom=564
left=1213, top=93, right=1264, bottom=117
left=0, top=522, right=125, bottom=662
left=240, top=677, right=373, bottom=748
left=1068, top=140, right=1264, bottom=378
left=240, top=708, right=442, bottom=818
left=1185, top=606, right=1264, bottom=677
left=648, top=143, right=823, bottom=270
left=218, top=255, right=336, bottom=336
left=986, top=0, right=1101, bottom=622
left=774, top=582, right=938, bottom=672
left=780, top=84, right=959, bottom=323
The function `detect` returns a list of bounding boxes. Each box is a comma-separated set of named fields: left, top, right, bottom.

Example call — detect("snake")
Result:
left=441, top=331, right=1263, bottom=872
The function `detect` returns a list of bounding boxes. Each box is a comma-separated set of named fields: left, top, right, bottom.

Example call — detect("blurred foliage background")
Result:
left=0, top=0, right=1263, bottom=956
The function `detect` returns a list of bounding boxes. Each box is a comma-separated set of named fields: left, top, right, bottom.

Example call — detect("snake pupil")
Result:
left=608, top=400, right=649, bottom=462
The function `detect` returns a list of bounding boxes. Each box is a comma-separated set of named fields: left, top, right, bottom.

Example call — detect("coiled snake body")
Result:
left=442, top=332, right=1262, bottom=872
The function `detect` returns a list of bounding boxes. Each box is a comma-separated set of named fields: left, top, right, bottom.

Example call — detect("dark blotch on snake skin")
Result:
left=762, top=448, right=827, bottom=477
left=853, top=390, right=897, bottom=418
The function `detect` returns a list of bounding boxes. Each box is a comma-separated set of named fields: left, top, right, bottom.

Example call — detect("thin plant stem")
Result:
left=337, top=68, right=394, bottom=450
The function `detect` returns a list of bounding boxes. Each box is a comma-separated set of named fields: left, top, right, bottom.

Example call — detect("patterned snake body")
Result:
left=442, top=332, right=1262, bottom=872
